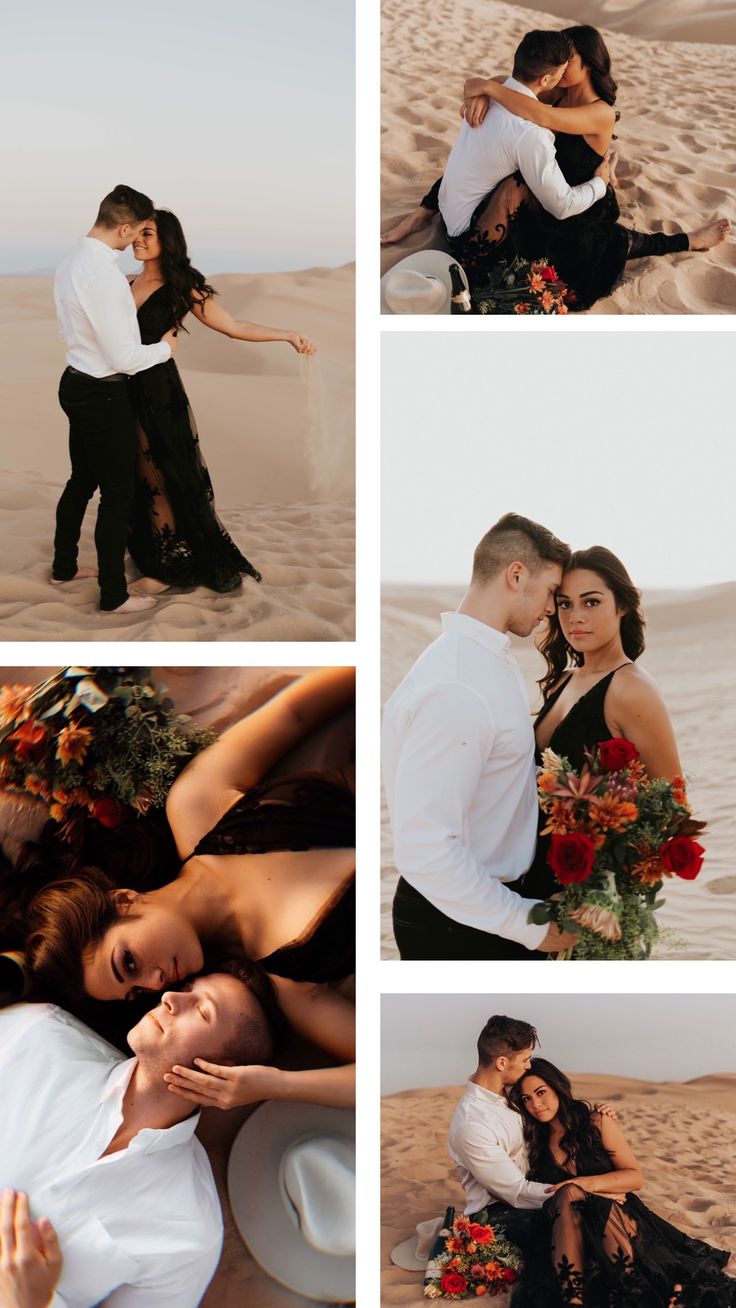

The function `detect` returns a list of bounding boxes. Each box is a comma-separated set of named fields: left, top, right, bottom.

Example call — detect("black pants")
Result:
left=624, top=228, right=689, bottom=259
left=392, top=877, right=542, bottom=960
left=53, top=368, right=137, bottom=610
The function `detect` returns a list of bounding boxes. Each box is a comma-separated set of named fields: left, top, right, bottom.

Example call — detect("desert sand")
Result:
left=0, top=665, right=354, bottom=1308
left=0, top=267, right=354, bottom=641
left=381, top=0, right=736, bottom=314
left=382, top=1076, right=736, bottom=1305
left=381, top=582, right=736, bottom=959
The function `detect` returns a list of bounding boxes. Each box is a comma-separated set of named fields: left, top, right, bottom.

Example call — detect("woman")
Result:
left=508, top=1058, right=736, bottom=1305
left=23, top=668, right=355, bottom=1108
left=126, top=209, right=316, bottom=592
left=520, top=545, right=681, bottom=911
left=383, top=27, right=729, bottom=309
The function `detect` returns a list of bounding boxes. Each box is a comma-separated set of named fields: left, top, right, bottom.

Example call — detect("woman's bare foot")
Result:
left=725, top=1253, right=736, bottom=1277
left=381, top=207, right=434, bottom=245
left=608, top=150, right=620, bottom=188
left=49, top=566, right=97, bottom=585
left=687, top=217, right=731, bottom=251
left=129, top=577, right=171, bottom=596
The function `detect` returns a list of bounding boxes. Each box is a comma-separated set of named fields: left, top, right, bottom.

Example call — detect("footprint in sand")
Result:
left=681, top=132, right=707, bottom=154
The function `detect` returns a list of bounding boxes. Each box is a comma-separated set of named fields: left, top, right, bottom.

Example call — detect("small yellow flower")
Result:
left=56, top=723, right=93, bottom=766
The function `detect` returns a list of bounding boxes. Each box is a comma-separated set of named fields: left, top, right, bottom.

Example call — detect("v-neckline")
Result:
left=129, top=276, right=166, bottom=313
left=536, top=664, right=630, bottom=749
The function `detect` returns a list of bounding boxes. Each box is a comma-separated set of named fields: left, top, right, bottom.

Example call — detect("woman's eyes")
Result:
left=198, top=1006, right=209, bottom=1022
left=123, top=950, right=137, bottom=975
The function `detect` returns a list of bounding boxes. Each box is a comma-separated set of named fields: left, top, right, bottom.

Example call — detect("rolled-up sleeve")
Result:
left=389, top=683, right=546, bottom=950
left=80, top=272, right=171, bottom=375
left=517, top=127, right=606, bottom=221
left=455, top=1121, right=551, bottom=1210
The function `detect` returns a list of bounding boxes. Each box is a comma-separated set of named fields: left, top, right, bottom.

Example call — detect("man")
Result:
left=382, top=512, right=577, bottom=959
left=0, top=963, right=278, bottom=1307
left=382, top=31, right=608, bottom=250
left=52, top=184, right=179, bottom=613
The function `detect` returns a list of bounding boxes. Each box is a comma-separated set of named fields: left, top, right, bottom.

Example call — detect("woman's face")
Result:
left=558, top=50, right=585, bottom=88
left=82, top=893, right=204, bottom=1001
left=555, top=568, right=624, bottom=657
left=519, top=1075, right=560, bottom=1124
left=132, top=220, right=162, bottom=262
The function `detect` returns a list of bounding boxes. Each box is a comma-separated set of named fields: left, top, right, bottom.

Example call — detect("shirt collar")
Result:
left=465, top=1078, right=510, bottom=1107
left=81, top=236, right=119, bottom=263
left=441, top=611, right=510, bottom=655
left=504, top=75, right=537, bottom=100
left=103, top=1057, right=200, bottom=1155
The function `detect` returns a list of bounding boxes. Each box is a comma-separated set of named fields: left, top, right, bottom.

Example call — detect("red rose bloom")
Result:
left=540, top=265, right=557, bottom=281
left=547, top=833, right=596, bottom=884
left=467, top=1223, right=493, bottom=1245
left=11, top=720, right=47, bottom=761
left=440, top=1272, right=468, bottom=1294
left=501, top=1268, right=517, bottom=1282
left=660, top=835, right=705, bottom=881
left=598, top=738, right=639, bottom=771
left=91, top=797, right=127, bottom=829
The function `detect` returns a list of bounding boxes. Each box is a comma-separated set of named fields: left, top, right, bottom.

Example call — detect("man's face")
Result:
left=508, top=562, right=562, bottom=638
left=115, top=220, right=147, bottom=251
left=127, top=974, right=253, bottom=1075
left=540, top=62, right=568, bottom=92
left=501, top=1045, right=535, bottom=1086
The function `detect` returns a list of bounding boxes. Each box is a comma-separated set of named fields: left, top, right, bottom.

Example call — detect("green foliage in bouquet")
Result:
left=424, top=1210, right=522, bottom=1300
left=472, top=256, right=570, bottom=315
left=529, top=740, right=705, bottom=960
left=0, top=669, right=214, bottom=838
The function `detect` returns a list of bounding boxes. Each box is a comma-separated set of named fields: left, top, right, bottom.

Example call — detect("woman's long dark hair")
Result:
left=153, top=208, right=216, bottom=331
left=509, top=1057, right=605, bottom=1171
left=538, top=546, right=646, bottom=701
left=562, top=25, right=618, bottom=107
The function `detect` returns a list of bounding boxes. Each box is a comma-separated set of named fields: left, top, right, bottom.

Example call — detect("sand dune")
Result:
left=382, top=1076, right=736, bottom=1306
left=0, top=267, right=354, bottom=641
left=381, top=0, right=736, bottom=314
left=381, top=582, right=736, bottom=959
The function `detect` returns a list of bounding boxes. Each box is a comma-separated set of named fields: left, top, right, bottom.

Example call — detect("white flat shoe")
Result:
left=49, top=567, right=98, bottom=585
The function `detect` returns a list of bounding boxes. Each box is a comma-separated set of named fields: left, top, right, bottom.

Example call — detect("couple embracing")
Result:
left=52, top=184, right=315, bottom=612
left=383, top=512, right=683, bottom=959
left=383, top=27, right=729, bottom=311
left=393, top=1015, right=736, bottom=1304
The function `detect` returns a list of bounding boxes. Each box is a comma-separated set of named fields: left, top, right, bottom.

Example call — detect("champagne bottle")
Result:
left=449, top=264, right=471, bottom=314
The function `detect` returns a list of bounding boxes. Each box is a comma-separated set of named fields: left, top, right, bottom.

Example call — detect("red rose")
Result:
left=660, top=835, right=705, bottom=881
left=10, top=720, right=47, bottom=761
left=467, top=1223, right=493, bottom=1245
left=547, top=833, right=596, bottom=884
left=540, top=265, right=557, bottom=281
left=91, top=797, right=127, bottom=829
left=440, top=1272, right=468, bottom=1294
left=597, top=738, right=639, bottom=771
left=501, top=1268, right=517, bottom=1282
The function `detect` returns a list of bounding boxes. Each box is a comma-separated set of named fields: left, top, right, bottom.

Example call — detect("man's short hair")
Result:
left=95, top=184, right=154, bottom=229
left=471, top=512, right=570, bottom=585
left=477, top=1015, right=538, bottom=1066
left=211, top=959, right=288, bottom=1066
left=512, top=30, right=574, bottom=83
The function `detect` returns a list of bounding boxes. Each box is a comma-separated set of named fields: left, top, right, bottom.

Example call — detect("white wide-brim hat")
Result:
left=380, top=250, right=469, bottom=315
left=228, top=1101, right=355, bottom=1303
left=390, top=1215, right=445, bottom=1271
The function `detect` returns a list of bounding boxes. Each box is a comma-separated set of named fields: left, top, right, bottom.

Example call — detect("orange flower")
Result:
left=590, top=795, right=639, bottom=832
left=446, top=1237, right=464, bottom=1253
left=10, top=720, right=47, bottom=761
left=541, top=290, right=554, bottom=312
left=541, top=801, right=578, bottom=836
left=538, top=771, right=558, bottom=794
left=484, top=1261, right=501, bottom=1276
left=514, top=303, right=529, bottom=314
left=631, top=854, right=664, bottom=886
left=671, top=774, right=688, bottom=805
left=529, top=273, right=545, bottom=293
left=56, top=723, right=93, bottom=767
left=0, top=684, right=34, bottom=725
left=557, top=301, right=569, bottom=314
left=476, top=1288, right=488, bottom=1297
left=454, top=1217, right=470, bottom=1232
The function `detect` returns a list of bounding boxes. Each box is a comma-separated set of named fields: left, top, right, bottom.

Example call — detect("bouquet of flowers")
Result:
left=424, top=1211, right=522, bottom=1299
left=530, top=738, right=706, bottom=959
left=0, top=668, right=214, bottom=840
left=472, top=257, right=571, bottom=315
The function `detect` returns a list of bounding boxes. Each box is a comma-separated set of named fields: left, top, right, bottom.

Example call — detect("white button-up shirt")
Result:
left=54, top=237, right=171, bottom=377
left=0, top=1003, right=222, bottom=1308
left=382, top=612, right=547, bottom=950
left=438, top=77, right=606, bottom=238
left=448, top=1080, right=551, bottom=1214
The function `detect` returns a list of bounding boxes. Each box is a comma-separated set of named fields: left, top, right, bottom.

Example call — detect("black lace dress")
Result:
left=514, top=1130, right=735, bottom=1307
left=188, top=770, right=355, bottom=982
left=522, top=667, right=622, bottom=903
left=127, top=283, right=262, bottom=592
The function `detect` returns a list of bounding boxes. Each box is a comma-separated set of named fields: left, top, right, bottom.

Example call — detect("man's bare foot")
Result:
left=687, top=217, right=731, bottom=251
left=129, top=577, right=171, bottom=596
left=608, top=150, right=620, bottom=188
left=49, top=566, right=97, bottom=585
left=725, top=1253, right=736, bottom=1277
left=381, top=207, right=434, bottom=245
left=104, top=595, right=158, bottom=614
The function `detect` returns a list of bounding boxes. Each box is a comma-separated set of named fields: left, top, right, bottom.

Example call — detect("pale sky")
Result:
left=381, top=994, right=736, bottom=1094
left=382, top=333, right=735, bottom=590
left=0, top=1, right=353, bottom=274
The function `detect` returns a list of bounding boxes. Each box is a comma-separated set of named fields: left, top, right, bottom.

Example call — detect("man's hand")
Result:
left=164, top=1060, right=280, bottom=1109
left=594, top=1102, right=618, bottom=1121
left=162, top=327, right=178, bottom=356
left=537, top=923, right=577, bottom=953
left=0, top=1190, right=62, bottom=1308
left=460, top=95, right=490, bottom=128
left=594, top=154, right=611, bottom=186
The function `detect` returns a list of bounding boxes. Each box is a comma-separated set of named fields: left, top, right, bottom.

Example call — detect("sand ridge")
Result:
left=382, top=1077, right=736, bottom=1306
left=381, top=0, right=736, bottom=314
